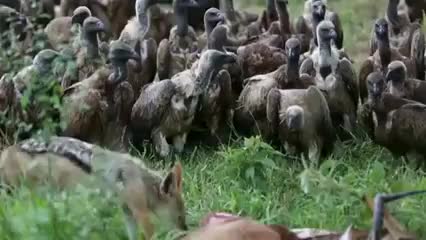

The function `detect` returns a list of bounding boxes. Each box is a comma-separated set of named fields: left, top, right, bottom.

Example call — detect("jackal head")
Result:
left=158, top=162, right=188, bottom=231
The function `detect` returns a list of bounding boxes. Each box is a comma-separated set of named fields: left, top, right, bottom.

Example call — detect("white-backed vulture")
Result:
left=156, top=0, right=200, bottom=80
left=44, top=6, right=91, bottom=51
left=130, top=50, right=236, bottom=157
left=300, top=20, right=358, bottom=135
left=235, top=38, right=312, bottom=138
left=369, top=0, right=425, bottom=80
left=360, top=18, right=416, bottom=103
left=363, top=71, right=426, bottom=162
left=386, top=60, right=426, bottom=104
left=266, top=86, right=335, bottom=166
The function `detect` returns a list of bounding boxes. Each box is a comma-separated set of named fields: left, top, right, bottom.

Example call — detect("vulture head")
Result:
left=285, top=105, right=305, bottom=132
left=82, top=17, right=106, bottom=35
left=316, top=20, right=337, bottom=45
left=285, top=38, right=302, bottom=63
left=190, top=49, right=237, bottom=96
left=174, top=0, right=199, bottom=36
left=374, top=18, right=389, bottom=42
left=367, top=72, right=386, bottom=101
left=204, top=8, right=226, bottom=36
left=33, top=49, right=62, bottom=75
left=107, top=41, right=140, bottom=85
left=385, top=60, right=407, bottom=98
left=311, top=0, right=326, bottom=22
left=71, top=6, right=92, bottom=26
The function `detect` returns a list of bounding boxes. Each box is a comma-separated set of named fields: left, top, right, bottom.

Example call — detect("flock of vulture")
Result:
left=0, top=0, right=426, bottom=166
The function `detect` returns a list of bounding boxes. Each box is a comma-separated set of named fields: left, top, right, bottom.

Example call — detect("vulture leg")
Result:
left=173, top=133, right=187, bottom=153
left=152, top=129, right=170, bottom=157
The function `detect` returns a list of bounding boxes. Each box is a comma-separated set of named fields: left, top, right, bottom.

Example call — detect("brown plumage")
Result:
left=294, top=0, right=344, bottom=51
left=156, top=0, right=200, bottom=80
left=359, top=72, right=426, bottom=162
left=44, top=6, right=91, bottom=50
left=300, top=21, right=358, bottom=134
left=62, top=41, right=140, bottom=150
left=235, top=38, right=312, bottom=138
left=369, top=0, right=425, bottom=80
left=131, top=50, right=236, bottom=157
left=386, top=60, right=426, bottom=104
left=266, top=86, right=335, bottom=166
left=75, top=16, right=107, bottom=81
left=360, top=18, right=416, bottom=104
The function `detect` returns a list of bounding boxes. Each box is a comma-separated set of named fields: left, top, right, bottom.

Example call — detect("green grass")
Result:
left=1, top=0, right=426, bottom=239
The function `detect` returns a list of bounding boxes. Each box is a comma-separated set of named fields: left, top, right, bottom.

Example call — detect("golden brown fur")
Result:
left=0, top=137, right=187, bottom=240
left=184, top=217, right=300, bottom=240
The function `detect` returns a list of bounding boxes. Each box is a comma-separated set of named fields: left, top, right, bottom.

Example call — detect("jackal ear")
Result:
left=161, top=162, right=183, bottom=195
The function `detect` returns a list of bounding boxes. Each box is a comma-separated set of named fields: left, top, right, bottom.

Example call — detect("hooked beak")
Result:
left=287, top=48, right=297, bottom=59
left=372, top=83, right=382, bottom=98
left=376, top=25, right=387, bottom=38
left=94, top=21, right=106, bottom=32
left=222, top=53, right=237, bottom=64
left=329, top=29, right=337, bottom=41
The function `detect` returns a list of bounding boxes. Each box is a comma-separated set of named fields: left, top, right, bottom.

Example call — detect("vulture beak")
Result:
left=221, top=53, right=237, bottom=64
left=372, top=83, right=382, bottom=98
left=329, top=29, right=337, bottom=41
left=94, top=21, right=106, bottom=32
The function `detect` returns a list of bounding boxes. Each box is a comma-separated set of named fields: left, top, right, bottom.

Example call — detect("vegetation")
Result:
left=0, top=0, right=425, bottom=239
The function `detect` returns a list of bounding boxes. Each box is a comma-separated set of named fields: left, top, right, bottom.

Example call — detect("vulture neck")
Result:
left=111, top=60, right=129, bottom=85
left=136, top=0, right=151, bottom=40
left=387, top=0, right=402, bottom=33
left=286, top=53, right=300, bottom=84
left=220, top=0, right=236, bottom=22
left=318, top=38, right=334, bottom=78
left=276, top=2, right=291, bottom=36
left=267, top=0, right=278, bottom=23
left=82, top=30, right=100, bottom=59
left=312, top=14, right=325, bottom=46
left=208, top=25, right=226, bottom=51
left=175, top=5, right=189, bottom=37
left=377, top=36, right=391, bottom=70
left=195, top=63, right=219, bottom=94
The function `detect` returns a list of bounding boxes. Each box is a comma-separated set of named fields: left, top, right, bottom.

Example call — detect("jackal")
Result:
left=0, top=136, right=187, bottom=240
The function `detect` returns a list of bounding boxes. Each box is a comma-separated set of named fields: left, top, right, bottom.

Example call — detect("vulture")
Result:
left=369, top=0, right=425, bottom=80
left=218, top=0, right=258, bottom=38
left=62, top=41, right=140, bottom=150
left=156, top=0, right=200, bottom=80
left=44, top=6, right=92, bottom=51
left=403, top=0, right=426, bottom=24
left=75, top=16, right=107, bottom=81
left=144, top=4, right=174, bottom=44
left=187, top=0, right=220, bottom=31
left=363, top=72, right=426, bottom=162
left=294, top=0, right=344, bottom=51
left=359, top=18, right=416, bottom=104
left=266, top=86, right=335, bottom=166
left=12, top=49, right=62, bottom=94
left=59, top=0, right=112, bottom=40
left=191, top=18, right=237, bottom=136
left=386, top=60, right=426, bottom=104
left=300, top=20, right=358, bottom=134
left=130, top=50, right=236, bottom=157
left=235, top=38, right=312, bottom=138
